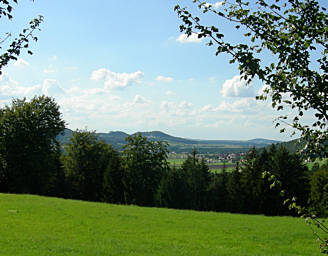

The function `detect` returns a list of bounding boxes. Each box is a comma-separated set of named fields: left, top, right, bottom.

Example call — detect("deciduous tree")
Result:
left=309, top=167, right=328, bottom=217
left=0, top=96, right=65, bottom=194
left=62, top=130, right=118, bottom=202
left=175, top=0, right=328, bottom=159
left=121, top=133, right=169, bottom=206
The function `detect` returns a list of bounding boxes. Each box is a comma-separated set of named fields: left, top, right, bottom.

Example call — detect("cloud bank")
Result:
left=221, top=75, right=255, bottom=97
left=91, top=68, right=144, bottom=90
left=13, top=58, right=30, bottom=67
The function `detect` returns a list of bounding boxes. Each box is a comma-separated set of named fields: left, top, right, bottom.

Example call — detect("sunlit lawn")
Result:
left=0, top=193, right=321, bottom=255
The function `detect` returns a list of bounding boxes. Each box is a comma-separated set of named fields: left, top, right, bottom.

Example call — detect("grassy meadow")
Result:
left=168, top=159, right=235, bottom=173
left=0, top=193, right=322, bottom=256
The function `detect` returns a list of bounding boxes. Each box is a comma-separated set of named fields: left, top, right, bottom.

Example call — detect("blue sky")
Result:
left=0, top=0, right=304, bottom=140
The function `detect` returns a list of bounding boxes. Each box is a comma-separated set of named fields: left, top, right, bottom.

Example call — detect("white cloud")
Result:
left=200, top=104, right=213, bottom=112
left=204, top=1, right=224, bottom=9
left=0, top=73, right=40, bottom=98
left=0, top=84, right=40, bottom=97
left=84, top=88, right=106, bottom=95
left=133, top=95, right=151, bottom=105
left=91, top=68, right=144, bottom=90
left=13, top=58, right=30, bottom=67
left=178, top=101, right=192, bottom=110
left=213, top=1, right=224, bottom=8
left=176, top=33, right=203, bottom=44
left=257, top=84, right=270, bottom=96
left=44, top=65, right=56, bottom=74
left=160, top=100, right=193, bottom=116
left=109, top=95, right=121, bottom=102
left=52, top=89, right=281, bottom=140
left=160, top=101, right=174, bottom=113
left=66, top=86, right=110, bottom=96
left=0, top=73, right=18, bottom=86
left=156, top=76, right=173, bottom=83
left=42, top=79, right=65, bottom=96
left=221, top=75, right=255, bottom=97
left=213, top=98, right=262, bottom=113
left=166, top=90, right=175, bottom=96
left=0, top=68, right=288, bottom=140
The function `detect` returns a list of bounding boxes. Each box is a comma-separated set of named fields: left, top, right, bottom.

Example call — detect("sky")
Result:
left=0, top=0, right=307, bottom=141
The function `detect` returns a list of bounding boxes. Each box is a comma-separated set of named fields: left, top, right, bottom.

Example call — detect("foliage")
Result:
left=157, top=149, right=211, bottom=210
left=236, top=145, right=309, bottom=215
left=121, top=133, right=169, bottom=206
left=309, top=167, right=328, bottom=217
left=174, top=0, right=328, bottom=159
left=0, top=96, right=65, bottom=194
left=238, top=148, right=264, bottom=213
left=0, top=0, right=43, bottom=74
left=62, top=129, right=118, bottom=201
left=156, top=165, right=190, bottom=209
left=206, top=168, right=229, bottom=211
left=179, top=149, right=211, bottom=210
left=226, top=162, right=243, bottom=212
left=102, top=147, right=124, bottom=204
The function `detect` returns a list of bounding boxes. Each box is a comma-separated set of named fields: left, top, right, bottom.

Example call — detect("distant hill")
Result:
left=279, top=138, right=304, bottom=154
left=263, top=137, right=313, bottom=156
left=57, top=129, right=281, bottom=154
left=56, top=128, right=73, bottom=145
left=139, top=131, right=198, bottom=144
left=248, top=138, right=281, bottom=145
left=98, top=131, right=129, bottom=148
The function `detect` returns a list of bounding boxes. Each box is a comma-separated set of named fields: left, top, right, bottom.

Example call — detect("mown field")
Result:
left=168, top=159, right=235, bottom=173
left=0, top=193, right=322, bottom=256
left=169, top=158, right=328, bottom=173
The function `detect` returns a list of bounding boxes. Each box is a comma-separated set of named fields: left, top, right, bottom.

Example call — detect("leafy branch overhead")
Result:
left=0, top=0, right=43, bottom=74
left=175, top=0, right=328, bottom=159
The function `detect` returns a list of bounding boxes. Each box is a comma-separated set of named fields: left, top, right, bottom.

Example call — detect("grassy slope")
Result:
left=0, top=194, right=320, bottom=256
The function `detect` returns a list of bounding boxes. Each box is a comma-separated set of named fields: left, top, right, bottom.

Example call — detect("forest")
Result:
left=0, top=96, right=327, bottom=218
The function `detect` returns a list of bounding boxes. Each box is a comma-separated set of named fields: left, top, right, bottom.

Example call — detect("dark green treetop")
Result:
left=121, top=133, right=169, bottom=206
left=0, top=96, right=65, bottom=194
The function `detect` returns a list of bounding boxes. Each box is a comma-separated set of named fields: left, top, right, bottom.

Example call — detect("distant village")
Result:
left=168, top=152, right=247, bottom=163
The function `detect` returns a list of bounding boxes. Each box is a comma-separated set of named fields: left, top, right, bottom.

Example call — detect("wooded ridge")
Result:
left=57, top=128, right=281, bottom=153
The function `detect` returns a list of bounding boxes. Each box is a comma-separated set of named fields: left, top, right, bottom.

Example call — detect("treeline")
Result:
left=158, top=145, right=327, bottom=216
left=0, top=96, right=327, bottom=217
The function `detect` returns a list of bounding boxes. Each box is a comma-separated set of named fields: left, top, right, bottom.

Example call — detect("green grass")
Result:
left=168, top=159, right=236, bottom=173
left=210, top=167, right=235, bottom=173
left=168, top=159, right=236, bottom=166
left=0, top=193, right=321, bottom=256
left=306, top=158, right=328, bottom=170
left=168, top=158, right=186, bottom=166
